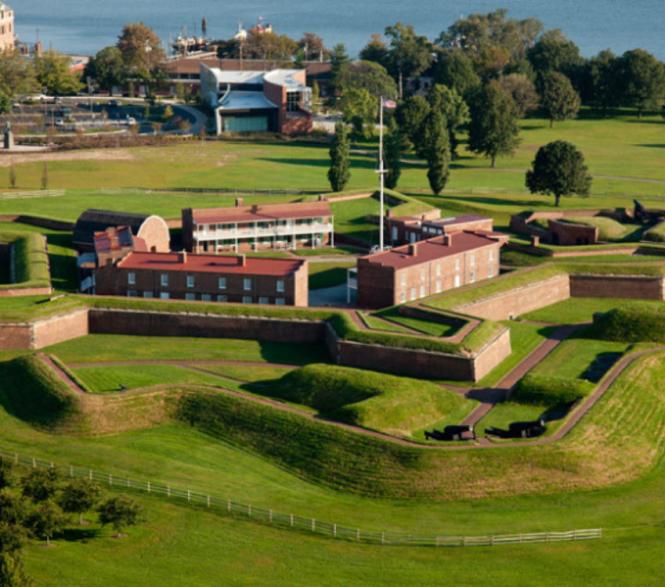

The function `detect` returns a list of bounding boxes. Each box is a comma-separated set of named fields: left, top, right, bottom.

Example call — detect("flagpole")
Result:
left=379, top=96, right=385, bottom=252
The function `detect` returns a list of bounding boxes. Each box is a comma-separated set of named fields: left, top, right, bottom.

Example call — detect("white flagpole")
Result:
left=379, top=96, right=385, bottom=252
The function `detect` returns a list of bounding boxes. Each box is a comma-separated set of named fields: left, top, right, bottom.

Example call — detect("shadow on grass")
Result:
left=635, top=144, right=665, bottom=149
left=60, top=526, right=102, bottom=543
left=257, top=157, right=378, bottom=171
left=257, top=341, right=331, bottom=366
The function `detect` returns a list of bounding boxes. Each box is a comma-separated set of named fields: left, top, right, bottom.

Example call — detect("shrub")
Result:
left=512, top=374, right=594, bottom=406
left=643, top=221, right=665, bottom=242
left=590, top=304, right=665, bottom=342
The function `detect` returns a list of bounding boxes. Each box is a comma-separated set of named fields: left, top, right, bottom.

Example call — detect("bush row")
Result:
left=512, top=374, right=594, bottom=407
left=0, top=232, right=51, bottom=289
left=590, top=304, right=665, bottom=342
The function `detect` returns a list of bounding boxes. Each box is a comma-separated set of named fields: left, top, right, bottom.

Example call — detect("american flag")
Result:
left=382, top=98, right=397, bottom=109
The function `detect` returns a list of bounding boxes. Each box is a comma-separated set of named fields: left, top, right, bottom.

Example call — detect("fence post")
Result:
left=167, top=486, right=171, bottom=497
left=333, top=524, right=337, bottom=537
left=207, top=495, right=211, bottom=508
left=108, top=474, right=112, bottom=486
left=381, top=532, right=385, bottom=545
left=356, top=529, right=360, bottom=542
left=14, top=453, right=18, bottom=465
left=269, top=510, right=273, bottom=523
left=187, top=490, right=191, bottom=503
left=147, top=481, right=151, bottom=493
left=69, top=465, right=73, bottom=478
left=227, top=499, right=231, bottom=513
left=311, top=519, right=316, bottom=532
left=89, top=469, right=92, bottom=480
left=248, top=505, right=251, bottom=517
left=32, top=457, right=36, bottom=468
left=290, top=514, right=294, bottom=527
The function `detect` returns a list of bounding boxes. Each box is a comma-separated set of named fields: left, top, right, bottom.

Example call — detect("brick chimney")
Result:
left=408, top=243, right=418, bottom=256
left=179, top=251, right=187, bottom=264
left=386, top=209, right=392, bottom=218
left=238, top=254, right=247, bottom=267
left=235, top=197, right=244, bottom=207
left=443, top=234, right=453, bottom=246
left=531, top=235, right=540, bottom=247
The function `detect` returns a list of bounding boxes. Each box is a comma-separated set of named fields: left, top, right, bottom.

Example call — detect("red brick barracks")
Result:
left=94, top=251, right=308, bottom=307
left=356, top=231, right=507, bottom=309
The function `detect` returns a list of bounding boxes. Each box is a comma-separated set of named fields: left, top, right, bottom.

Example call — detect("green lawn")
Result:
left=47, top=334, right=331, bottom=365
left=73, top=364, right=228, bottom=393
left=357, top=312, right=413, bottom=334
left=523, top=297, right=665, bottom=324
left=374, top=307, right=460, bottom=337
left=308, top=261, right=355, bottom=290
left=0, top=295, right=84, bottom=322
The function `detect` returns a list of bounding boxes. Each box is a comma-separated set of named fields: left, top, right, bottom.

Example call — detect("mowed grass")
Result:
left=523, top=297, right=665, bottom=324
left=46, top=334, right=330, bottom=365
left=73, top=364, right=227, bottom=393
left=308, top=261, right=355, bottom=290
left=0, top=295, right=84, bottom=322
left=20, top=493, right=665, bottom=587
left=374, top=307, right=460, bottom=337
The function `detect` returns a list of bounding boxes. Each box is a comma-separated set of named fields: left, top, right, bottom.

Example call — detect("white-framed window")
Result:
left=259, top=296, right=269, bottom=304
left=186, top=275, right=195, bottom=288
left=420, top=270, right=426, bottom=282
left=201, top=294, right=212, bottom=302
left=127, top=290, right=137, bottom=297
left=400, top=291, right=406, bottom=303
left=435, top=263, right=441, bottom=277
left=143, top=291, right=153, bottom=298
left=243, top=278, right=252, bottom=291
left=276, top=279, right=285, bottom=293
left=410, top=287, right=417, bottom=301
left=160, top=274, right=168, bottom=287
left=217, top=295, right=228, bottom=302
left=420, top=285, right=426, bottom=298
left=488, top=249, right=495, bottom=262
left=454, top=274, right=461, bottom=288
left=455, top=258, right=461, bottom=272
left=185, top=293, right=196, bottom=301
left=218, top=277, right=227, bottom=290
left=469, top=254, right=476, bottom=267
left=160, top=292, right=170, bottom=300
left=127, top=272, right=136, bottom=285
left=400, top=273, right=407, bottom=287
left=275, top=297, right=286, bottom=305
left=435, top=280, right=442, bottom=293
left=242, top=295, right=253, bottom=304
left=470, top=270, right=476, bottom=284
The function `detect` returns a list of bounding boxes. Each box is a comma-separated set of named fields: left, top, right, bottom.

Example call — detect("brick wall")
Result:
left=137, top=217, right=171, bottom=253
left=549, top=220, right=599, bottom=246
left=471, top=327, right=512, bottom=380
left=88, top=309, right=325, bottom=344
left=0, top=323, right=32, bottom=349
left=457, top=274, right=571, bottom=320
left=32, top=308, right=89, bottom=349
left=570, top=274, right=665, bottom=300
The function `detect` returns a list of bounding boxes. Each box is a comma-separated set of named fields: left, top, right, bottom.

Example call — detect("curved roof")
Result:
left=73, top=209, right=151, bottom=248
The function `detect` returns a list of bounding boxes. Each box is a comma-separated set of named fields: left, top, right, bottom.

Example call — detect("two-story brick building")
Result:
left=93, top=251, right=308, bottom=307
left=355, top=231, right=507, bottom=309
left=386, top=212, right=494, bottom=246
left=182, top=201, right=334, bottom=253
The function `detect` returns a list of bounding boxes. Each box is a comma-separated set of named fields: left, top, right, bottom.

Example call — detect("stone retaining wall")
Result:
left=570, top=274, right=665, bottom=300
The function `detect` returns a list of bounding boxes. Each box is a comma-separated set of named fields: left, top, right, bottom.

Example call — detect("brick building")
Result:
left=0, top=3, right=14, bottom=52
left=355, top=231, right=507, bottom=309
left=73, top=209, right=171, bottom=253
left=93, top=251, right=308, bottom=306
left=182, top=201, right=334, bottom=253
left=386, top=212, right=494, bottom=246
left=200, top=64, right=312, bottom=135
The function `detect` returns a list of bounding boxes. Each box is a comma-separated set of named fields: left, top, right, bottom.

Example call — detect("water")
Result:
left=13, top=0, right=665, bottom=59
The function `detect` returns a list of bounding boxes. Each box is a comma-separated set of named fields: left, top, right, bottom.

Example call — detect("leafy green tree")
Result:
left=468, top=82, right=521, bottom=167
left=84, top=46, right=125, bottom=92
left=117, top=22, right=165, bottom=87
left=328, top=122, right=351, bottom=192
left=26, top=501, right=65, bottom=546
left=359, top=34, right=389, bottom=68
left=431, top=48, right=481, bottom=98
left=427, top=84, right=469, bottom=158
left=423, top=110, right=450, bottom=195
left=8, top=165, right=16, bottom=189
left=497, top=73, right=539, bottom=117
left=582, top=50, right=620, bottom=112
left=34, top=50, right=82, bottom=95
left=0, top=523, right=30, bottom=587
left=0, top=460, right=14, bottom=490
left=311, top=80, right=320, bottom=114
left=40, top=163, right=49, bottom=191
left=298, top=32, right=328, bottom=61
left=59, top=479, right=101, bottom=525
left=335, top=61, right=397, bottom=100
left=395, top=95, right=430, bottom=153
left=244, top=31, right=298, bottom=61
left=540, top=71, right=580, bottom=127
left=0, top=492, right=26, bottom=527
left=97, top=496, right=143, bottom=537
left=616, top=49, right=665, bottom=117
left=339, top=87, right=376, bottom=138
left=329, top=43, right=349, bottom=95
left=528, top=29, right=583, bottom=79
left=21, top=468, right=59, bottom=502
left=384, top=119, right=402, bottom=189
left=526, top=140, right=592, bottom=206
left=383, top=23, right=433, bottom=97
left=0, top=52, right=39, bottom=101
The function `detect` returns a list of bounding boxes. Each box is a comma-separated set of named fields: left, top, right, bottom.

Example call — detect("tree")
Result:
left=423, top=110, right=450, bottom=195
left=329, top=43, right=349, bottom=96
left=526, top=140, right=592, bottom=206
left=0, top=52, right=38, bottom=101
left=497, top=73, right=539, bottom=117
left=527, top=29, right=583, bottom=79
left=616, top=49, right=665, bottom=117
left=582, top=50, right=620, bottom=112
left=40, top=163, right=49, bottom=191
left=384, top=23, right=432, bottom=97
left=431, top=48, right=481, bottom=98
left=359, top=34, right=389, bottom=68
left=20, top=468, right=59, bottom=502
left=339, top=87, right=376, bottom=138
left=84, top=46, right=125, bottom=92
left=335, top=61, right=397, bottom=100
left=427, top=84, right=469, bottom=158
left=0, top=460, right=14, bottom=490
left=327, top=122, right=351, bottom=192
left=395, top=96, right=430, bottom=155
left=117, top=23, right=165, bottom=84
left=34, top=50, right=82, bottom=95
left=298, top=33, right=328, bottom=61
left=244, top=31, right=298, bottom=61
left=384, top=120, right=402, bottom=189
left=0, top=523, right=30, bottom=587
left=468, top=83, right=521, bottom=167
left=8, top=165, right=16, bottom=189
left=0, top=492, right=26, bottom=528
left=97, top=496, right=143, bottom=537
left=58, top=479, right=101, bottom=525
left=26, top=501, right=65, bottom=546
left=540, top=71, right=580, bottom=127
left=311, top=80, right=320, bottom=114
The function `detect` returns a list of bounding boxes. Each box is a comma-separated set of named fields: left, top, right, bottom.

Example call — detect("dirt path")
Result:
left=37, top=353, right=86, bottom=394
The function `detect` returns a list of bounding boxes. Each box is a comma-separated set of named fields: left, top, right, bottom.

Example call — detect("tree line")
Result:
left=0, top=459, right=143, bottom=587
